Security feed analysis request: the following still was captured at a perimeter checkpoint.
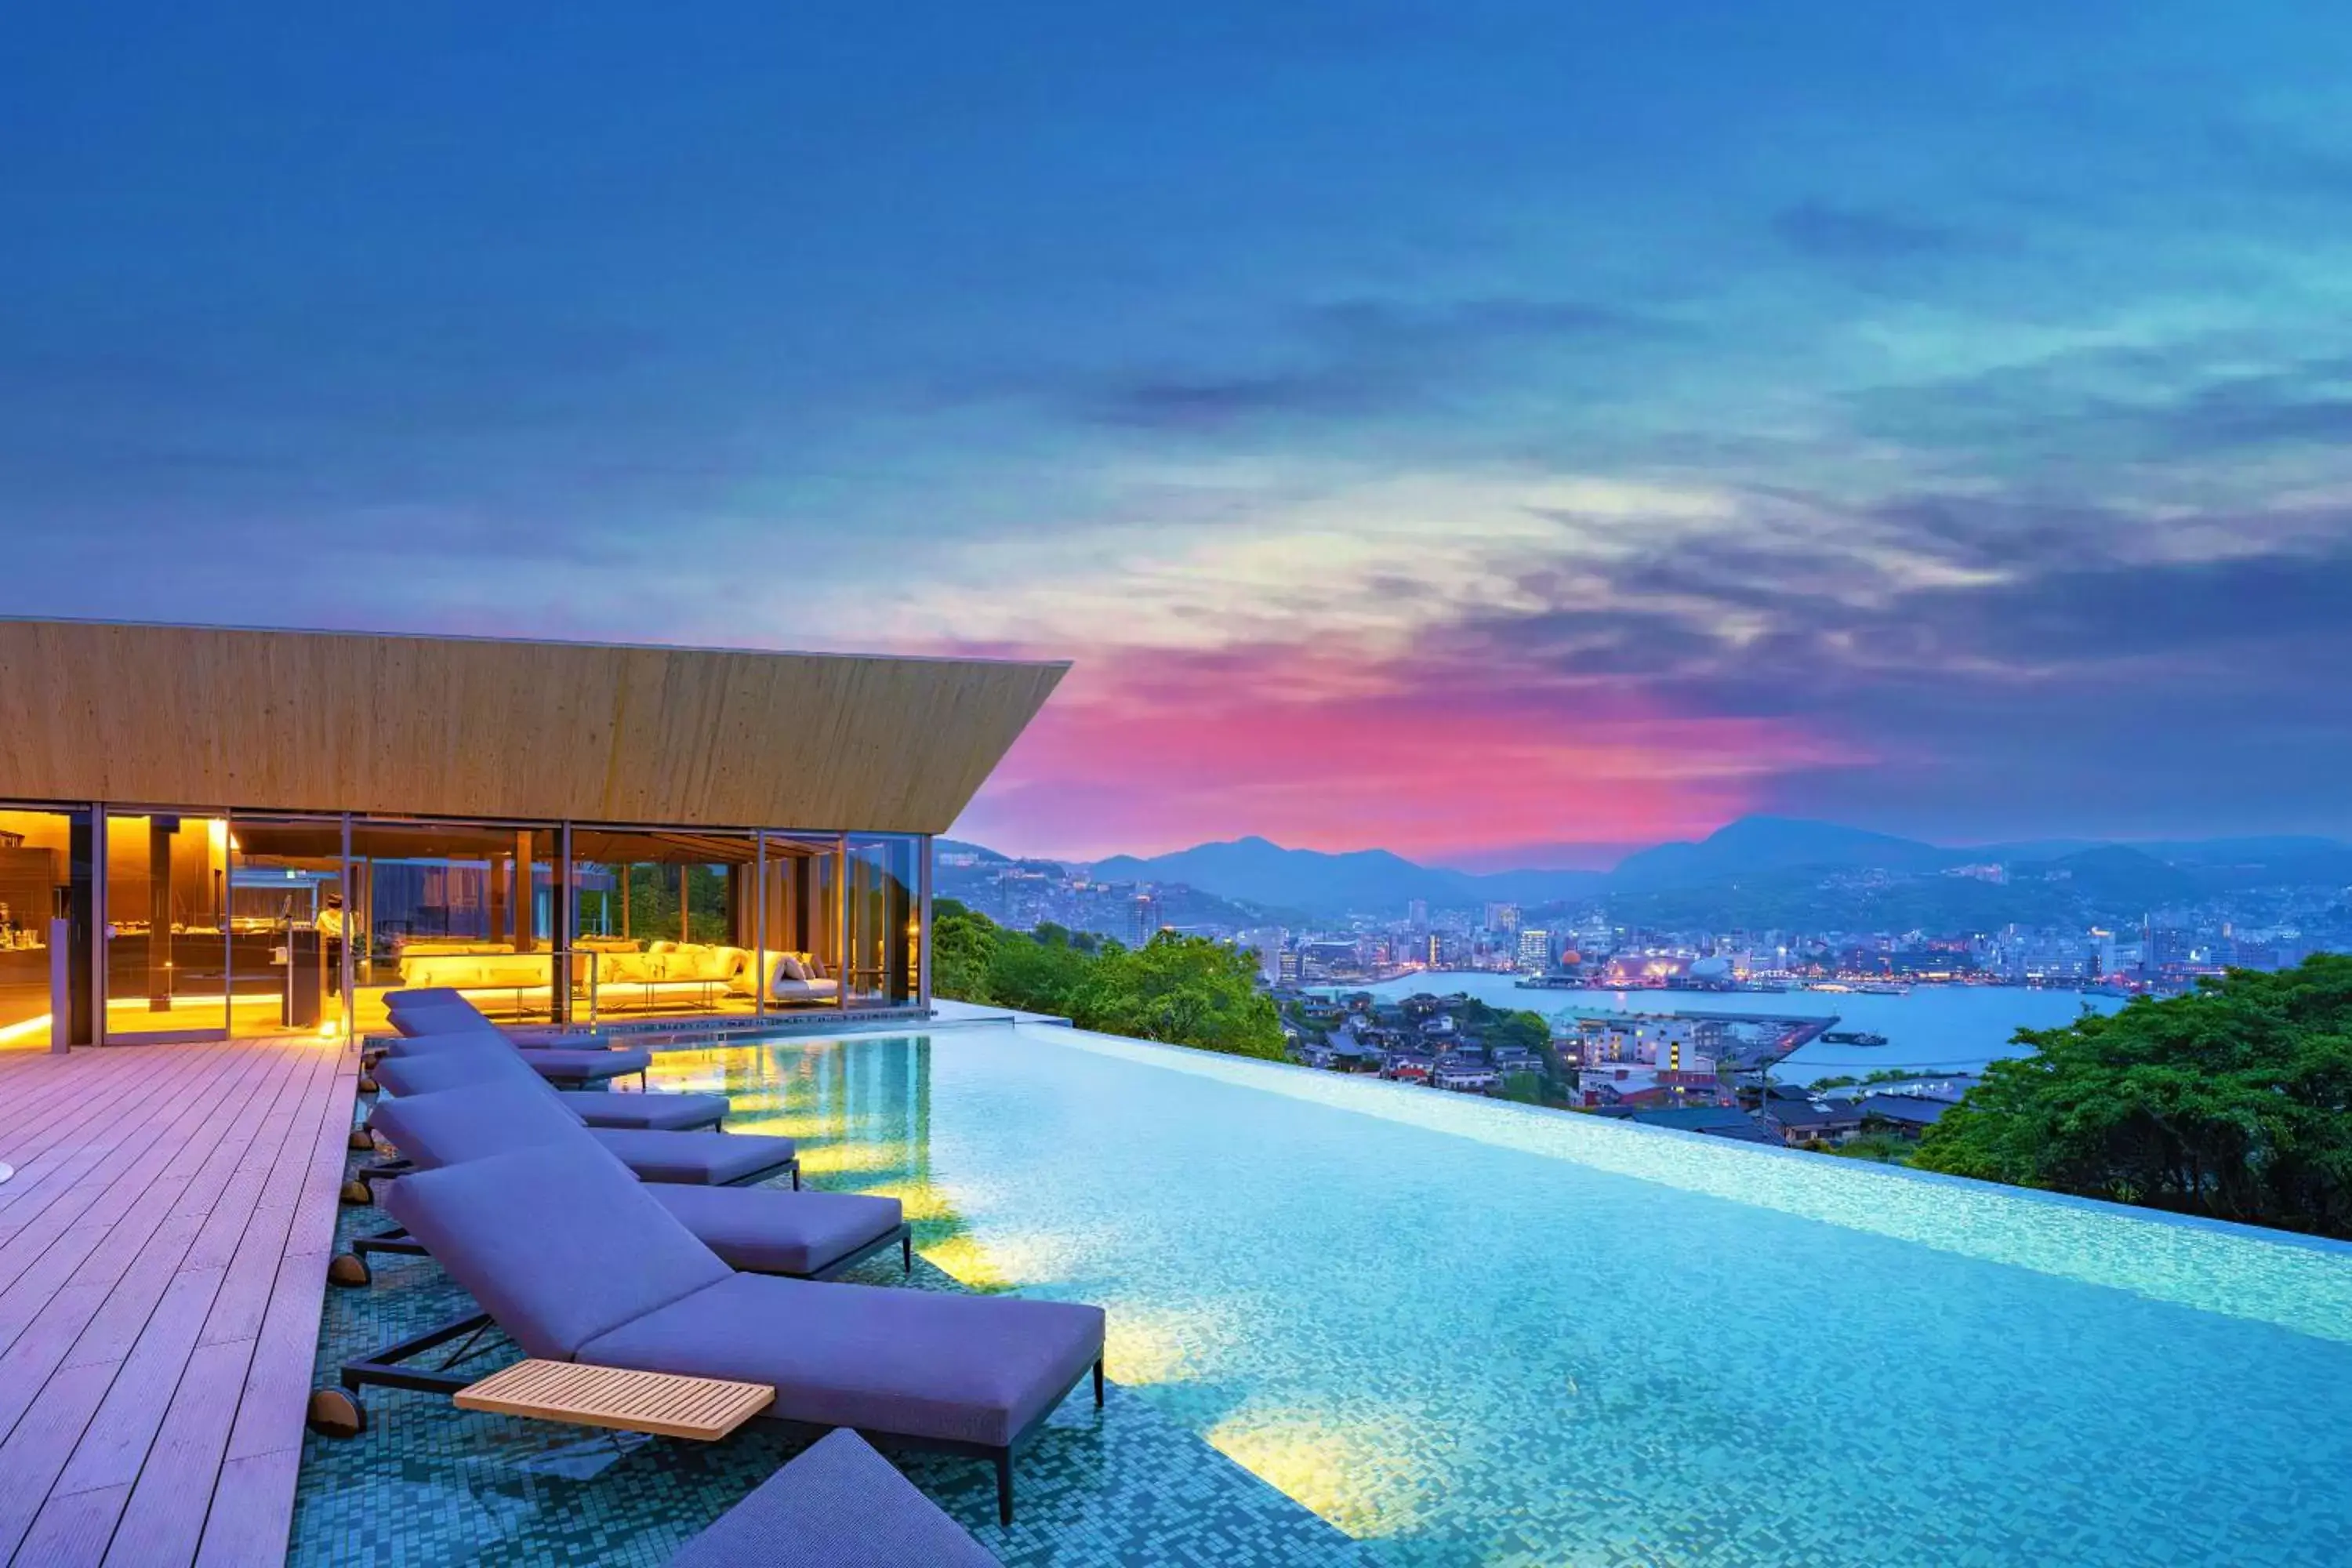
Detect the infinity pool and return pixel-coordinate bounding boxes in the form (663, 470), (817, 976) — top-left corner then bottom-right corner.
(650, 1023), (2352, 1566)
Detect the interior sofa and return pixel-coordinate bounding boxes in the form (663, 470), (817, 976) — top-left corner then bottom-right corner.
(394, 951), (558, 1013)
(397, 939), (849, 1014)
(751, 950), (840, 1007)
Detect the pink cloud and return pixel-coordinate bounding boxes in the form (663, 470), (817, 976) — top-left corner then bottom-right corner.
(949, 641), (1856, 861)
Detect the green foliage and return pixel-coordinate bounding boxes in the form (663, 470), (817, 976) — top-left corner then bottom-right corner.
(1485, 1010), (1552, 1055)
(1500, 1071), (1544, 1105)
(1828, 1133), (1915, 1165)
(930, 903), (1285, 1060)
(1072, 934), (1287, 1059)
(929, 898), (1000, 1005)
(1914, 956), (2352, 1236)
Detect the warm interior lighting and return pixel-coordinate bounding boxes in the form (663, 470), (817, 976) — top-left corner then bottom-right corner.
(0, 1014), (53, 1045)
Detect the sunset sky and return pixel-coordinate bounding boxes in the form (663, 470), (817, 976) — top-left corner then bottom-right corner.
(7, 3), (2352, 865)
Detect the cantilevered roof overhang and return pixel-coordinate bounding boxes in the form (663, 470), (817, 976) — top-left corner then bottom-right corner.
(0, 618), (1066, 832)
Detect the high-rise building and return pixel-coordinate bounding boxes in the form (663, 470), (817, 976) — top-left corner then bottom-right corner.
(1425, 931), (1443, 968)
(1406, 898), (1429, 928)
(1484, 902), (1520, 934)
(1516, 927), (1551, 971)
(1129, 892), (1162, 948)
(1238, 926), (1287, 985)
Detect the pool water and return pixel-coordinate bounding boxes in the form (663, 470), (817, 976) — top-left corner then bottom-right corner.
(649, 1024), (2352, 1566)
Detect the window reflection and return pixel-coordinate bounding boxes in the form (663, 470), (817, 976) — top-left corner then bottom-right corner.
(567, 829), (758, 1022)
(347, 821), (557, 1033)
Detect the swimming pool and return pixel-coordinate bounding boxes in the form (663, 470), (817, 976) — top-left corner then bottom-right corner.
(649, 1022), (2352, 1566)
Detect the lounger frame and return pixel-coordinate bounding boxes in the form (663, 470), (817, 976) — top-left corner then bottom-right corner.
(344, 1214), (906, 1285)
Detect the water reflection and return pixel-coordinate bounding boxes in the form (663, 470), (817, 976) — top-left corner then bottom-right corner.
(647, 1034), (1011, 1284)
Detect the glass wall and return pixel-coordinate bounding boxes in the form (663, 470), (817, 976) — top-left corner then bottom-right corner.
(227, 816), (348, 1040)
(348, 820), (557, 1033)
(568, 829), (757, 1021)
(0, 806), (93, 1050)
(757, 833), (844, 1011)
(846, 833), (921, 1007)
(0, 806), (927, 1043)
(103, 809), (230, 1041)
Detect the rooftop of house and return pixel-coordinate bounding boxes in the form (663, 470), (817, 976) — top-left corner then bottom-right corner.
(1857, 1094), (1952, 1127)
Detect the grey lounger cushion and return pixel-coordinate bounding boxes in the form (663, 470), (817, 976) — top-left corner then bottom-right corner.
(382, 1143), (1106, 1446)
(387, 1000), (578, 1044)
(373, 1044), (674, 1118)
(666, 1428), (996, 1568)
(372, 1071), (792, 1187)
(372, 1077), (583, 1156)
(372, 1087), (891, 1276)
(593, 1127), (794, 1186)
(375, 1037), (723, 1129)
(386, 1027), (654, 1084)
(586, 1273), (1103, 1450)
(385, 986), (468, 1011)
(553, 1091), (724, 1131)
(650, 1185), (904, 1277)
(384, 1141), (733, 1358)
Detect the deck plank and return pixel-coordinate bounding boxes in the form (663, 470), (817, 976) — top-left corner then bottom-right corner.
(0, 1040), (354, 1568)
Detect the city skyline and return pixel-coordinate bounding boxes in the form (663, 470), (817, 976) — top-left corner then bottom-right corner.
(9, 4), (2352, 861)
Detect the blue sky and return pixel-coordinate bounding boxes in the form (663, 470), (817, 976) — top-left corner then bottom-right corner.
(6, 2), (2350, 861)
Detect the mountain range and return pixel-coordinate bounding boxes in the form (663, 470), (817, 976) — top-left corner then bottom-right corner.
(946, 817), (2352, 922)
(1086, 837), (1604, 914)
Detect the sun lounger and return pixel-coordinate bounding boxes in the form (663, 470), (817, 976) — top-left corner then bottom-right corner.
(367, 1051), (797, 1189)
(381, 991), (608, 1051)
(331, 1140), (1105, 1523)
(667, 1428), (998, 1567)
(379, 1021), (655, 1090)
(356, 1082), (906, 1283)
(376, 1030), (722, 1129)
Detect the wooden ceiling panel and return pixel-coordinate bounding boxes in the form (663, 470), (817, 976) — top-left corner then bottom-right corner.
(0, 619), (1065, 831)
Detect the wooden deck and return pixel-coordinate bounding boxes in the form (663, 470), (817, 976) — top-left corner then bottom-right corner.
(0, 1039), (359, 1567)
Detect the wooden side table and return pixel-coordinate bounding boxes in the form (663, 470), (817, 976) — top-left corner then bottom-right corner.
(456, 1359), (774, 1440)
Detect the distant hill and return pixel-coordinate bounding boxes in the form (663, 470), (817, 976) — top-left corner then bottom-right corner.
(1085, 836), (1602, 916)
(950, 818), (2351, 927)
(1610, 816), (1959, 891)
(2010, 846), (2198, 908)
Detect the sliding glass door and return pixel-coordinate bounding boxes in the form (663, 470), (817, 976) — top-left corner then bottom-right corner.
(101, 808), (230, 1042)
(567, 829), (757, 1022)
(347, 819), (558, 1033)
(227, 815), (350, 1040)
(757, 833), (844, 1012)
(846, 834), (920, 1007)
(0, 805), (93, 1050)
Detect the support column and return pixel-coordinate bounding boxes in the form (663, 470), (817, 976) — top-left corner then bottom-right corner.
(148, 816), (176, 1011)
(69, 811), (96, 1045)
(486, 851), (508, 949)
(514, 831), (536, 954)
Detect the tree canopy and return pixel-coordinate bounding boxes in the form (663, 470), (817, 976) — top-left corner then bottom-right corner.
(1912, 955), (2352, 1236)
(930, 899), (1285, 1060)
